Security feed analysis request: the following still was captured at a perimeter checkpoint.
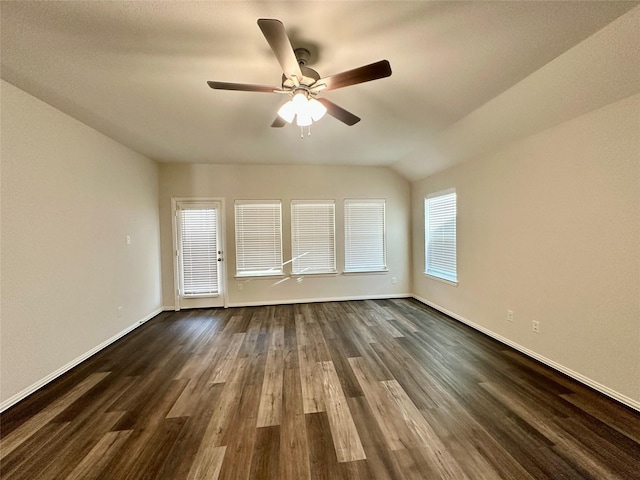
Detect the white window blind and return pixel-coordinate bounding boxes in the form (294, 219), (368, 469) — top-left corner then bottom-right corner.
(179, 207), (218, 296)
(425, 190), (457, 283)
(344, 199), (387, 272)
(235, 200), (283, 277)
(291, 200), (336, 275)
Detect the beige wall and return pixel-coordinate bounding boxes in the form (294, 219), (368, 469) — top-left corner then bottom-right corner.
(159, 164), (411, 307)
(2, 80), (636, 412)
(0, 80), (162, 408)
(412, 94), (640, 406)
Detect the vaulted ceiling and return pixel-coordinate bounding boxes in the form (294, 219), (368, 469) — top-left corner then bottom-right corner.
(2, 1), (638, 180)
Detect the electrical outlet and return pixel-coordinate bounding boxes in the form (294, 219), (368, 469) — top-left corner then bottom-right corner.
(237, 283), (243, 292)
(126, 235), (131, 245)
(117, 306), (123, 317)
(391, 277), (397, 284)
(532, 320), (540, 333)
(507, 310), (514, 322)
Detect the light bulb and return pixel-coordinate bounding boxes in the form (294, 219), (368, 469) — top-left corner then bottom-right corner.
(296, 112), (312, 127)
(308, 98), (327, 121)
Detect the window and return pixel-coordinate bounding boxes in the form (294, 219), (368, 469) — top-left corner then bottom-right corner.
(425, 190), (457, 283)
(291, 200), (336, 274)
(235, 200), (283, 277)
(344, 199), (387, 272)
(178, 205), (219, 296)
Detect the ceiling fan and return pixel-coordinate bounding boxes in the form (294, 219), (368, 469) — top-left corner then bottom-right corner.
(207, 18), (392, 130)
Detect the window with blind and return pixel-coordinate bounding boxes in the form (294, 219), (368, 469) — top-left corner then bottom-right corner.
(178, 207), (219, 296)
(291, 200), (336, 275)
(424, 189), (457, 283)
(235, 200), (283, 277)
(344, 199), (387, 272)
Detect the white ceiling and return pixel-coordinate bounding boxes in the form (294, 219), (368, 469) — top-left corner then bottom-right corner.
(2, 1), (638, 180)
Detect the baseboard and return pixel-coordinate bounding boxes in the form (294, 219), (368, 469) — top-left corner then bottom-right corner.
(0, 307), (163, 413)
(412, 295), (640, 413)
(228, 293), (412, 308)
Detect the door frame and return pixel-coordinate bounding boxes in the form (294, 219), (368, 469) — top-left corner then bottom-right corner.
(171, 197), (227, 310)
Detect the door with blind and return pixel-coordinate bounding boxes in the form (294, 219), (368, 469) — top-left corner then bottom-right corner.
(174, 200), (226, 309)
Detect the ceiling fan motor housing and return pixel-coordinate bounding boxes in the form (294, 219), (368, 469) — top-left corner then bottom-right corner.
(281, 65), (320, 89)
(294, 48), (311, 66)
(282, 48), (320, 87)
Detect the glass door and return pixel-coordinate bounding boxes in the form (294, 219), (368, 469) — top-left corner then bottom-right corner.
(175, 200), (225, 309)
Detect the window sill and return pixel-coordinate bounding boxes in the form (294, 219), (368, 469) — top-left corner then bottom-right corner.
(292, 271), (339, 278)
(423, 273), (458, 286)
(343, 269), (389, 275)
(235, 273), (286, 280)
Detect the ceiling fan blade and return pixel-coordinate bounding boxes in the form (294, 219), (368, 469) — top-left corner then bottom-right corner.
(312, 60), (392, 92)
(207, 81), (278, 93)
(316, 98), (360, 126)
(257, 19), (303, 81)
(271, 117), (286, 128)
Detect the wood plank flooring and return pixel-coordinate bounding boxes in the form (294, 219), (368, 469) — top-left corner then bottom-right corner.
(1, 299), (639, 479)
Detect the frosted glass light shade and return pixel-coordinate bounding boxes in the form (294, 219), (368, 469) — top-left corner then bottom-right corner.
(279, 92), (326, 127)
(296, 112), (312, 127)
(308, 98), (327, 121)
(277, 100), (296, 123)
(292, 92), (308, 114)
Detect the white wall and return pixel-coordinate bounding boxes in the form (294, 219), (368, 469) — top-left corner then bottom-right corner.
(0, 80), (162, 408)
(412, 94), (640, 407)
(159, 164), (411, 307)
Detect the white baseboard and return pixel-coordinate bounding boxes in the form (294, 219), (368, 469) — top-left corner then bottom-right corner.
(228, 293), (411, 308)
(0, 308), (163, 413)
(412, 295), (640, 413)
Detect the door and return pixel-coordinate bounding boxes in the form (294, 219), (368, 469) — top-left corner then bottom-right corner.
(174, 200), (226, 309)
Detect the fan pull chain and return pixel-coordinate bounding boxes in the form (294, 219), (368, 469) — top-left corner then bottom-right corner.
(299, 125), (312, 139)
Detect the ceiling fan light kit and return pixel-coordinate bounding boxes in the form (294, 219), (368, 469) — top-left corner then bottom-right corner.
(207, 18), (392, 137)
(277, 92), (328, 126)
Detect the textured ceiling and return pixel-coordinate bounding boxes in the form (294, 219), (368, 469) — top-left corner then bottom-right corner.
(1, 1), (638, 180)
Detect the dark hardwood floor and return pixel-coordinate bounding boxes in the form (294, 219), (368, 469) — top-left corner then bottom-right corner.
(1, 299), (639, 479)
